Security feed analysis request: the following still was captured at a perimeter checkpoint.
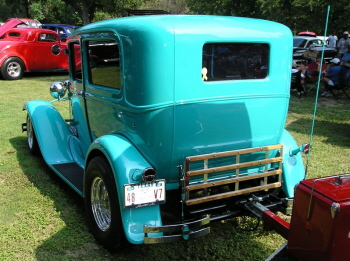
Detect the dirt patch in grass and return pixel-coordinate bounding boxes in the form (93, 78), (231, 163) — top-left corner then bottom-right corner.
(317, 96), (349, 107)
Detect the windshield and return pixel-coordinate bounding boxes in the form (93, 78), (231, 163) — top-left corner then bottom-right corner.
(293, 38), (306, 48)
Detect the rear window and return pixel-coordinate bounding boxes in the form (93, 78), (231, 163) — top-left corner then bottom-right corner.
(38, 33), (57, 42)
(202, 43), (269, 81)
(8, 32), (20, 37)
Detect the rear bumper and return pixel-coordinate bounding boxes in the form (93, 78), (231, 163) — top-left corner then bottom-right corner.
(144, 215), (210, 244)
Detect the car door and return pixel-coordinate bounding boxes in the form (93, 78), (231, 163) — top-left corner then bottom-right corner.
(82, 35), (123, 140)
(30, 32), (65, 69)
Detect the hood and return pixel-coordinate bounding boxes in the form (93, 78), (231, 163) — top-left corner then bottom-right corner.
(0, 19), (25, 38)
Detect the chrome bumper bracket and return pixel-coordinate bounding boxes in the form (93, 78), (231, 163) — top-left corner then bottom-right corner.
(144, 215), (210, 244)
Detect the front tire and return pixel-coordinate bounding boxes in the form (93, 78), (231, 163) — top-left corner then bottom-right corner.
(1, 57), (25, 80)
(26, 114), (40, 156)
(85, 156), (126, 251)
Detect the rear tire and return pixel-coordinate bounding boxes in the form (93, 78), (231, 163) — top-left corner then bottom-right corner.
(1, 57), (25, 80)
(85, 156), (126, 251)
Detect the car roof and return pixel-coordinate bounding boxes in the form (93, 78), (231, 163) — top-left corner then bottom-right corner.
(298, 31), (317, 37)
(73, 15), (291, 39)
(3, 27), (59, 36)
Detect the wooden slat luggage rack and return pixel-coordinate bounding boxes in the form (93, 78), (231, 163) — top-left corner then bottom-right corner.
(184, 144), (283, 206)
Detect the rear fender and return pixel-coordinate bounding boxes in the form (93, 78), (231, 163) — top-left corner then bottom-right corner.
(24, 100), (74, 164)
(280, 129), (305, 197)
(86, 135), (162, 244)
(0, 53), (28, 70)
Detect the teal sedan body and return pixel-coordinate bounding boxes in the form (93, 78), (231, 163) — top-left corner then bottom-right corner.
(23, 15), (306, 250)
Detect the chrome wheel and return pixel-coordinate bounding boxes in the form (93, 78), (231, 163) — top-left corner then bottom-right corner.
(7, 61), (22, 78)
(91, 177), (111, 231)
(1, 57), (25, 80)
(85, 157), (125, 250)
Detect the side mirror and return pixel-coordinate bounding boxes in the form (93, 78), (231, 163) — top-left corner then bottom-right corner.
(51, 45), (68, 56)
(51, 44), (61, 55)
(50, 81), (67, 99)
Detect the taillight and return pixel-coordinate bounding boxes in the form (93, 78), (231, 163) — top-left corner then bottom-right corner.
(302, 143), (310, 154)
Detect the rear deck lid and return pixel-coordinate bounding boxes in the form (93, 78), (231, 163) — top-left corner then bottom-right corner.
(300, 174), (350, 202)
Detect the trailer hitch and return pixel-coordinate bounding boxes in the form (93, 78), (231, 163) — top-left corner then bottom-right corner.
(245, 198), (290, 240)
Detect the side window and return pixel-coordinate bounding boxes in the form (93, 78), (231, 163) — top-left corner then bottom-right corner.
(70, 42), (82, 81)
(58, 27), (65, 34)
(314, 40), (322, 46)
(202, 43), (269, 81)
(38, 33), (57, 42)
(87, 40), (121, 89)
(308, 40), (320, 47)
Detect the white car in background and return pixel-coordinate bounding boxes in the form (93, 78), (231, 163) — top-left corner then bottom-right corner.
(293, 36), (336, 62)
(317, 36), (328, 45)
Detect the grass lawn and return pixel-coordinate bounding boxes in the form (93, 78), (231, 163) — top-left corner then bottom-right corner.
(1, 73), (350, 260)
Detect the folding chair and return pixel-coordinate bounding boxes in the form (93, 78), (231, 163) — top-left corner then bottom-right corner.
(329, 65), (350, 100)
(305, 74), (318, 93)
(304, 59), (326, 93)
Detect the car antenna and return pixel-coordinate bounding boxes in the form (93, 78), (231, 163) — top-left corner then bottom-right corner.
(304, 5), (330, 179)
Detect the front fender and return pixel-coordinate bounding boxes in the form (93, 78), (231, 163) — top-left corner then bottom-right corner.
(280, 129), (305, 197)
(86, 135), (162, 244)
(24, 100), (74, 165)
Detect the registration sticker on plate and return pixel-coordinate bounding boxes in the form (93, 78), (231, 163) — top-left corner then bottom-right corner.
(124, 180), (166, 209)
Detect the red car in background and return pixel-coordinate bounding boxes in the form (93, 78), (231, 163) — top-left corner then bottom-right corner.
(0, 19), (68, 80)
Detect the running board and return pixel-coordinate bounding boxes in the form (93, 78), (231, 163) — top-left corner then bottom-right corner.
(52, 162), (84, 193)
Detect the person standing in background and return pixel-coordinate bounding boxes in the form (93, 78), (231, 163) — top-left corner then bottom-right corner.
(337, 31), (350, 58)
(327, 32), (338, 48)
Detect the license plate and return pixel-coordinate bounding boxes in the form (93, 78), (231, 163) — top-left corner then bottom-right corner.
(124, 180), (165, 209)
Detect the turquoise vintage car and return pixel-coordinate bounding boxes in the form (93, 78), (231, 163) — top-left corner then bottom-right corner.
(22, 15), (307, 250)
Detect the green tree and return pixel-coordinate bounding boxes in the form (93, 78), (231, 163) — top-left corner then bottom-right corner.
(141, 0), (189, 14)
(60, 0), (145, 24)
(0, 0), (27, 20)
(186, 0), (261, 17)
(0, 0), (13, 21)
(29, 0), (81, 24)
(259, 0), (350, 36)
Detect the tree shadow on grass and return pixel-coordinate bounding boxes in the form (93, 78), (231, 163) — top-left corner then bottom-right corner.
(10, 136), (289, 261)
(287, 118), (350, 147)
